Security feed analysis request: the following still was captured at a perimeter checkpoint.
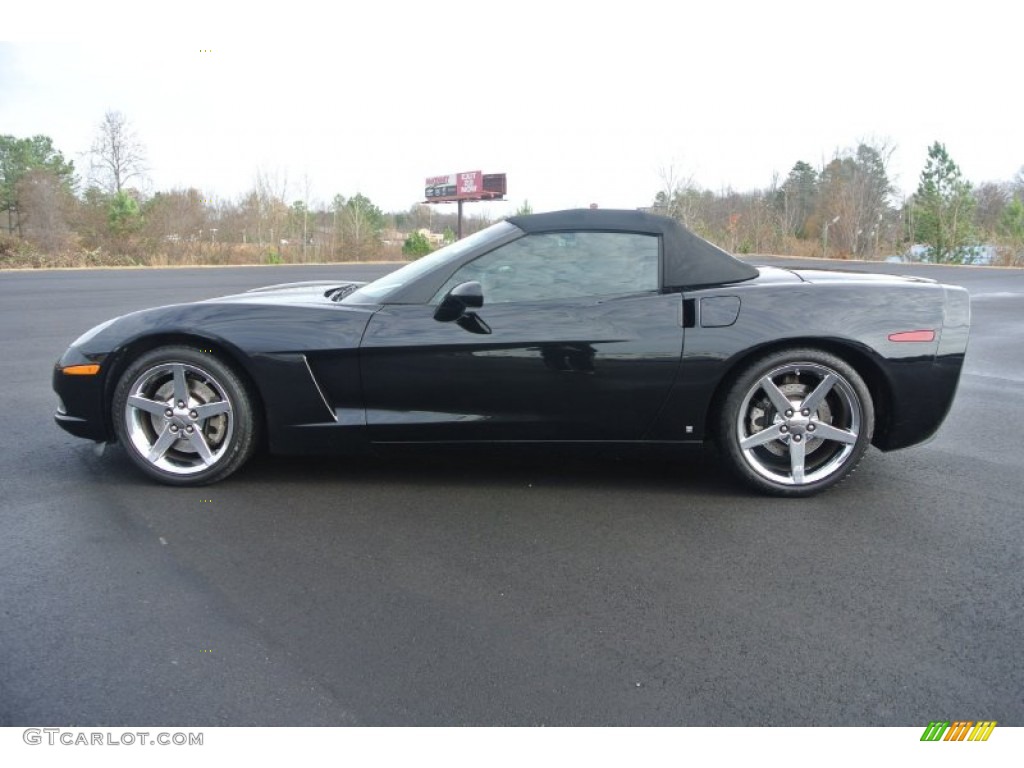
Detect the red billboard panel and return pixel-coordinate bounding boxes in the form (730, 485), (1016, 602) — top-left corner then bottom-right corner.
(457, 171), (482, 196)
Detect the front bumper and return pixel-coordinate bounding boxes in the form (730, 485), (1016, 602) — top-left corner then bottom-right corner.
(52, 349), (112, 442)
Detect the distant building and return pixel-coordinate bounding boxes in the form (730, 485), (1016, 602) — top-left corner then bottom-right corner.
(417, 228), (446, 246)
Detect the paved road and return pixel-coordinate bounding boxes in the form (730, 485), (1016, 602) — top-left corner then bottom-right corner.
(1, 260), (1021, 725)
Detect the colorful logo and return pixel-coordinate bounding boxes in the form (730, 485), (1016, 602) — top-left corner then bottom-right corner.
(920, 721), (996, 741)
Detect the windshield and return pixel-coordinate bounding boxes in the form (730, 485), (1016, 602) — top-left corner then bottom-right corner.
(344, 221), (519, 303)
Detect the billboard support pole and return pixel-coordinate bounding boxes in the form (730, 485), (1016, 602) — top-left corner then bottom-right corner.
(457, 199), (464, 240)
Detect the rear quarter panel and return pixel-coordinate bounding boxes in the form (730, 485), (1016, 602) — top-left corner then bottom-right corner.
(650, 275), (968, 450)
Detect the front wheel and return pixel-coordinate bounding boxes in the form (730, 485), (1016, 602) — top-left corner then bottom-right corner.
(112, 346), (258, 485)
(718, 349), (874, 497)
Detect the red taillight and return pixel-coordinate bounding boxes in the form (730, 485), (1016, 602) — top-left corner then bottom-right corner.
(888, 330), (935, 343)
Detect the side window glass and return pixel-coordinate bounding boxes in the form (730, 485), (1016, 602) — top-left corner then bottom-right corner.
(435, 232), (659, 304)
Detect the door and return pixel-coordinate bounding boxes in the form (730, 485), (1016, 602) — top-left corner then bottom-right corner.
(359, 231), (684, 443)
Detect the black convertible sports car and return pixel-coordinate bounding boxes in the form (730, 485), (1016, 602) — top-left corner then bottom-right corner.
(53, 209), (970, 496)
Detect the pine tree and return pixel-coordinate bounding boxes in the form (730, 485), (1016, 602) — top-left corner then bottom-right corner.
(911, 142), (976, 263)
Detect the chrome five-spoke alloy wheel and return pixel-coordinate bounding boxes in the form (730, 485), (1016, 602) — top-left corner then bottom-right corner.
(112, 346), (257, 485)
(720, 349), (874, 496)
(124, 362), (234, 475)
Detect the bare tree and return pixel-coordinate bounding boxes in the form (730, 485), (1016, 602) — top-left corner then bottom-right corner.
(1011, 166), (1024, 202)
(90, 110), (147, 194)
(16, 168), (75, 252)
(654, 162), (702, 227)
(142, 188), (208, 252)
(240, 168), (289, 250)
(818, 140), (895, 258)
(299, 173), (312, 261)
(973, 182), (1010, 234)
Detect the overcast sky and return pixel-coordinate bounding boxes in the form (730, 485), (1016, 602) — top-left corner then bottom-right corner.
(3, 1), (1020, 217)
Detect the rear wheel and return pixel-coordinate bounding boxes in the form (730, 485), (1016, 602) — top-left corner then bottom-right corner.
(112, 346), (257, 485)
(718, 349), (873, 496)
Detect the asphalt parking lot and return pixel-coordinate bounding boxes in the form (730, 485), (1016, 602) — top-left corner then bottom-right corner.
(1, 258), (1022, 726)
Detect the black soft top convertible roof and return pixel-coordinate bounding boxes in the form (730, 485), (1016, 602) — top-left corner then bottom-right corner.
(508, 208), (758, 290)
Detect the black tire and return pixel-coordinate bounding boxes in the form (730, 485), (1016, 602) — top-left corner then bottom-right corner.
(718, 348), (874, 497)
(111, 345), (258, 486)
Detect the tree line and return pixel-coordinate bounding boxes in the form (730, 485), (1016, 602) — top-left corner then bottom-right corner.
(2, 114), (1022, 268)
(651, 140), (1024, 265)
(0, 112), (498, 268)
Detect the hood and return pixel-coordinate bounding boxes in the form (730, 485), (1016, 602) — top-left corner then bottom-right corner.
(199, 280), (367, 306)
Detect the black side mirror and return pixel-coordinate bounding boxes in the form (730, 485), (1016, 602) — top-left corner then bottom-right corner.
(434, 281), (484, 322)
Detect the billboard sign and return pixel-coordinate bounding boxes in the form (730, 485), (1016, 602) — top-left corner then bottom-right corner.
(425, 170), (484, 201)
(425, 174), (456, 200)
(458, 170), (482, 196)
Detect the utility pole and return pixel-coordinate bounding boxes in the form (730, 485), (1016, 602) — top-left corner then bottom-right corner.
(823, 215), (840, 258)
